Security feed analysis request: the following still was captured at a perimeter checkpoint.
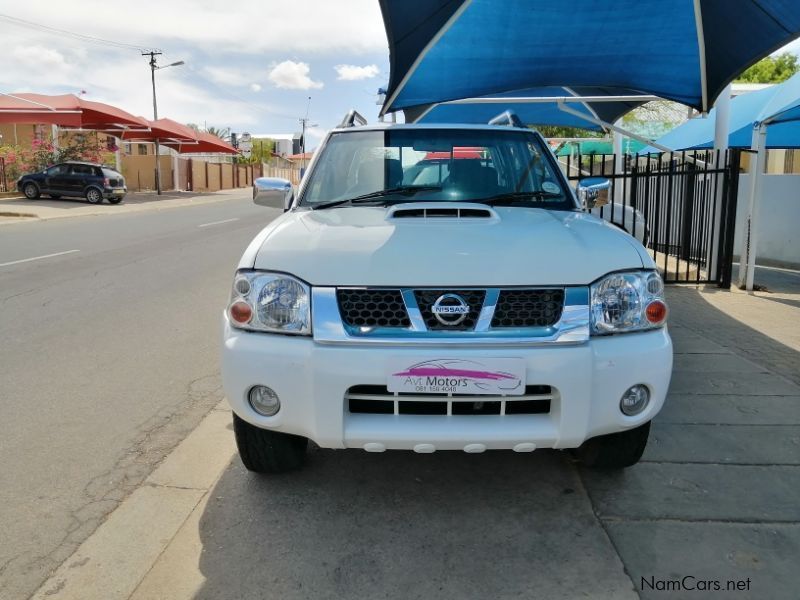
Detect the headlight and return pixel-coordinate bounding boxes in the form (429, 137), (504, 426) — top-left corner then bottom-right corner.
(227, 270), (311, 335)
(590, 270), (667, 335)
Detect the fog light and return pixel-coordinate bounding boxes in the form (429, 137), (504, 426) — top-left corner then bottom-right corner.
(620, 385), (650, 416)
(248, 385), (281, 416)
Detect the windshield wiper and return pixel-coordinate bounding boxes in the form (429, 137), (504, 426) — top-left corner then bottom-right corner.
(477, 190), (564, 205)
(310, 185), (442, 210)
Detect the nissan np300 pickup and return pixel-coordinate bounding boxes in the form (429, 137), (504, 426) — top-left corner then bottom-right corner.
(221, 112), (672, 473)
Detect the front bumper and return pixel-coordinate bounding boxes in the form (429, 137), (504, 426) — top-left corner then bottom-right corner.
(221, 316), (673, 451)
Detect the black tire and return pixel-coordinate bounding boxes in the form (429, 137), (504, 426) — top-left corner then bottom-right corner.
(108, 197), (123, 204)
(233, 413), (308, 473)
(573, 421), (650, 469)
(23, 182), (40, 199)
(49, 194), (61, 199)
(85, 187), (103, 204)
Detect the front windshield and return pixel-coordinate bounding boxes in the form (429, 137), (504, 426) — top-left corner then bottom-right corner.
(299, 128), (575, 210)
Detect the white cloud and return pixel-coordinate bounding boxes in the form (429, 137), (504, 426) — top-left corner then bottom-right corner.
(11, 45), (68, 69)
(267, 61), (323, 90)
(305, 126), (328, 141)
(250, 83), (262, 92)
(202, 66), (252, 87)
(335, 64), (380, 81)
(0, 0), (386, 55)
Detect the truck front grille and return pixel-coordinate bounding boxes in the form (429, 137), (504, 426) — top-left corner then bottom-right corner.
(346, 385), (553, 415)
(337, 289), (411, 328)
(334, 287), (567, 333)
(491, 289), (565, 328)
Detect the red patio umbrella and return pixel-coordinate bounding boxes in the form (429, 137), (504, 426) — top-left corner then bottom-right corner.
(104, 117), (237, 154)
(114, 118), (197, 143)
(162, 129), (238, 154)
(0, 93), (149, 130)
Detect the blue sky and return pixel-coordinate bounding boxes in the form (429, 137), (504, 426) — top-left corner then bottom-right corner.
(0, 0), (390, 146)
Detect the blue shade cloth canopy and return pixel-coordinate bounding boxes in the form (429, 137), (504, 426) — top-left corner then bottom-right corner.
(755, 71), (800, 124)
(413, 86), (647, 130)
(380, 0), (800, 115)
(642, 73), (800, 152)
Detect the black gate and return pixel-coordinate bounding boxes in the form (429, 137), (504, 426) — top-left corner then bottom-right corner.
(563, 150), (740, 287)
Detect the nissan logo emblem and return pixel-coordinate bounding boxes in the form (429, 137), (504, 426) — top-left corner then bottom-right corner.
(431, 293), (470, 326)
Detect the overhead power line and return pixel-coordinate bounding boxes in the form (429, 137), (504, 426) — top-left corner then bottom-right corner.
(0, 13), (159, 52)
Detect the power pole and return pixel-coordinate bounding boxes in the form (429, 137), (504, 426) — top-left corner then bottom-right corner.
(143, 50), (163, 195)
(298, 96), (312, 174)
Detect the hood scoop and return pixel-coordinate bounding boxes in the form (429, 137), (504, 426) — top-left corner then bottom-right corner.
(386, 202), (499, 222)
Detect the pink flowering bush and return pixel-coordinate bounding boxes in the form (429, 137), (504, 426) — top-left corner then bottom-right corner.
(1, 133), (116, 189)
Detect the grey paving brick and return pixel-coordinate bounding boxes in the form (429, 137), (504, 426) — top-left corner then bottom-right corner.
(603, 521), (800, 600)
(669, 371), (799, 396)
(582, 463), (800, 522)
(658, 394), (800, 425)
(644, 423), (800, 465)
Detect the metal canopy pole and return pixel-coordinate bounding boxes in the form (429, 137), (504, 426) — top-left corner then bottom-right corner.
(612, 119), (624, 205)
(738, 123), (768, 291)
(708, 83), (731, 280)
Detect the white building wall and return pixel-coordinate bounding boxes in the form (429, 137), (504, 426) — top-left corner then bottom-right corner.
(734, 174), (800, 267)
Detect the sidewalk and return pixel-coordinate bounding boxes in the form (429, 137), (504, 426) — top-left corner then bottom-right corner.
(0, 189), (251, 224)
(30, 281), (800, 600)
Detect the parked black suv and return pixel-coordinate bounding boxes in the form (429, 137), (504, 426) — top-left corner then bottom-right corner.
(17, 162), (127, 204)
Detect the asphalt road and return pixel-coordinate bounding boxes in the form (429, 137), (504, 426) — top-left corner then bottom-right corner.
(0, 192), (282, 599)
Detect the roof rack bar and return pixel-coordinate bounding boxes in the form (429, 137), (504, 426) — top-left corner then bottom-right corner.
(339, 109), (367, 128)
(488, 110), (525, 128)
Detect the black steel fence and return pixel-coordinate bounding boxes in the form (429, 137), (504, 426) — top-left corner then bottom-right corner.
(563, 150), (741, 287)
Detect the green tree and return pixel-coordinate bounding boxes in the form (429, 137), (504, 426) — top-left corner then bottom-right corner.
(535, 125), (603, 138)
(205, 126), (231, 141)
(240, 138), (274, 164)
(737, 52), (799, 84)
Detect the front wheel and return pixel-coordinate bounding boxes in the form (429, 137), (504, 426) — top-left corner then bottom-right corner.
(232, 413), (308, 473)
(85, 187), (103, 204)
(23, 183), (40, 199)
(573, 421), (650, 469)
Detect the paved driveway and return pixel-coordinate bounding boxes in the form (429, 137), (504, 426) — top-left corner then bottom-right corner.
(29, 284), (800, 600)
(144, 286), (800, 600)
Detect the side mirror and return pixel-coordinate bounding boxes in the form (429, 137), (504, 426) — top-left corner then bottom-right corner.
(253, 177), (293, 211)
(576, 177), (611, 210)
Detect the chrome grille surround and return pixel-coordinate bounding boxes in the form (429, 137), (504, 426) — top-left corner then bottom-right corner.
(316, 286), (590, 346)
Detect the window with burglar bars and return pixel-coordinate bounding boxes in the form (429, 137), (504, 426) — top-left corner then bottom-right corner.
(563, 150), (741, 287)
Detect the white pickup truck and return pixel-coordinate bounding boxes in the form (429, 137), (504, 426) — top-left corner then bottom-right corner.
(221, 112), (672, 473)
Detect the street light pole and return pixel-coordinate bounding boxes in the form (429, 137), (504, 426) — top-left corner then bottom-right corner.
(144, 51), (163, 194)
(298, 96), (317, 176)
(143, 52), (184, 195)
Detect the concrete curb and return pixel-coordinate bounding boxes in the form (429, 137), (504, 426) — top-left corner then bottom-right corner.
(0, 191), (248, 225)
(0, 211), (37, 218)
(30, 403), (235, 600)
